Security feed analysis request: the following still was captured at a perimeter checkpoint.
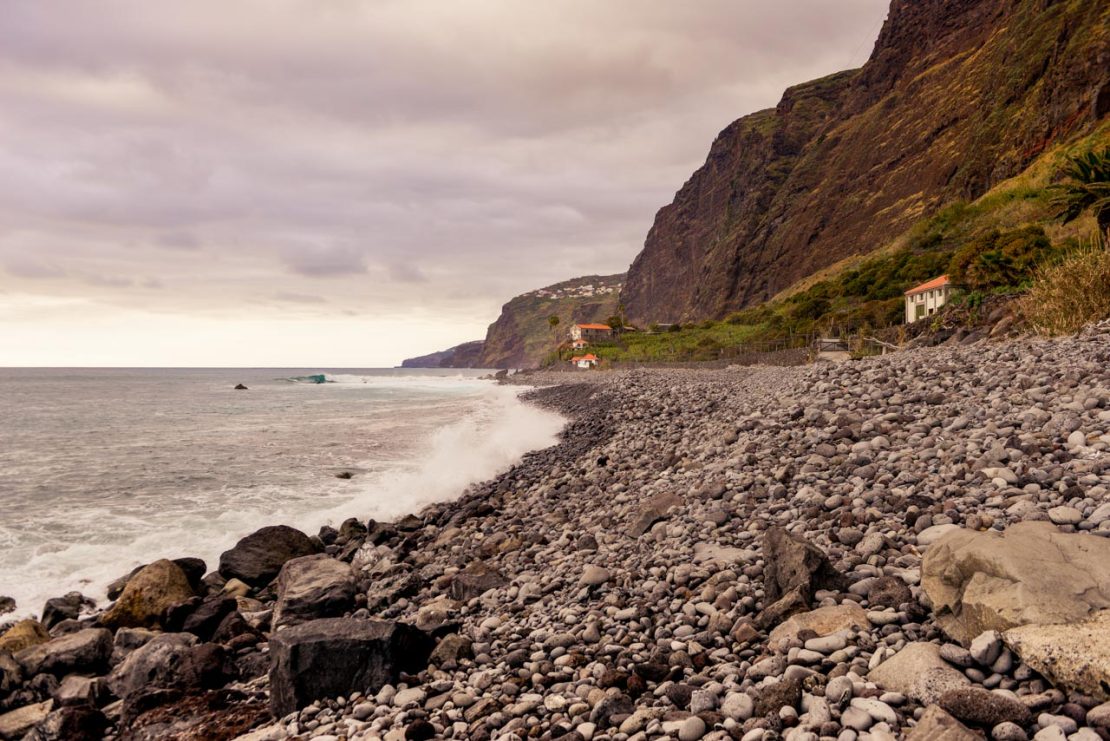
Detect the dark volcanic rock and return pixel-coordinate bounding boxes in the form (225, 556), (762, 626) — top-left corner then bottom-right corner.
(762, 526), (846, 606)
(448, 561), (509, 602)
(939, 687), (1033, 728)
(23, 706), (108, 741)
(40, 593), (92, 630)
(15, 628), (112, 678)
(268, 618), (434, 717)
(218, 525), (321, 587)
(272, 554), (355, 628)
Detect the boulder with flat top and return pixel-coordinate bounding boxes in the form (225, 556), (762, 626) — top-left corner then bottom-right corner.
(273, 554), (355, 628)
(269, 618), (434, 717)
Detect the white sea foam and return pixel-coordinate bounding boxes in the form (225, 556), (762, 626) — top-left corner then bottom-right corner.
(0, 374), (563, 619)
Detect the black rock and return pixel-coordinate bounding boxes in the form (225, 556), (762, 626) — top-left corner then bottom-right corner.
(24, 706), (108, 741)
(0, 597), (14, 616)
(181, 598), (238, 641)
(218, 525), (321, 587)
(234, 384), (248, 390)
(405, 719), (437, 740)
(40, 593), (92, 630)
(268, 618), (433, 717)
(334, 471), (354, 479)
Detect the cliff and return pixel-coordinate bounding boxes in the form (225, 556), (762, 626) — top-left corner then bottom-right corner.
(621, 0), (1110, 324)
(400, 274), (624, 369)
(400, 341), (485, 369)
(478, 274), (624, 369)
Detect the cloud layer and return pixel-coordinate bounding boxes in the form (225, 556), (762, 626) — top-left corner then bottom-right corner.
(0, 0), (889, 365)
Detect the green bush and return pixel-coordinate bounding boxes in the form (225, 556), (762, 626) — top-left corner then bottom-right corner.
(948, 226), (1054, 290)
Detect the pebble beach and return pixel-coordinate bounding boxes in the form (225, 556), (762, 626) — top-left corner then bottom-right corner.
(4, 324), (1110, 740)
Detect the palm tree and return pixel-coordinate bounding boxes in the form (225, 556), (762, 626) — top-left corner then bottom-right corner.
(1050, 147), (1110, 235)
(547, 315), (561, 348)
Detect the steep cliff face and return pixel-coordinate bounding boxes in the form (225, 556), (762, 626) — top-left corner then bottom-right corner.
(479, 274), (624, 369)
(622, 0), (1110, 324)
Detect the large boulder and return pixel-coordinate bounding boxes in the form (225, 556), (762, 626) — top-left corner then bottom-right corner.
(101, 559), (196, 630)
(0, 619), (49, 654)
(268, 618), (433, 717)
(758, 527), (846, 628)
(448, 562), (508, 602)
(1003, 609), (1110, 700)
(15, 629), (112, 677)
(219, 525), (321, 587)
(273, 555), (355, 628)
(21, 706), (107, 741)
(922, 521), (1110, 644)
(868, 642), (971, 704)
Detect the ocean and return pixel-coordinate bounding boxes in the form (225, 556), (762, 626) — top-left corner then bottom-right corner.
(0, 368), (565, 619)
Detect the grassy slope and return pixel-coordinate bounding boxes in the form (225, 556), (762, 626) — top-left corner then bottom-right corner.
(586, 122), (1110, 364)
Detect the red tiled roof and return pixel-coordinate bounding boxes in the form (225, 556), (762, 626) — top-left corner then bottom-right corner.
(581, 354), (598, 361)
(576, 323), (611, 331)
(905, 275), (950, 295)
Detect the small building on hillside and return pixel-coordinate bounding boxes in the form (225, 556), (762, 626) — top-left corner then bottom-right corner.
(571, 339), (589, 351)
(571, 354), (598, 369)
(905, 275), (951, 324)
(570, 323), (613, 342)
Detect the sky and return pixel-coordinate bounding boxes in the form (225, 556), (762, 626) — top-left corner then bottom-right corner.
(0, 0), (891, 367)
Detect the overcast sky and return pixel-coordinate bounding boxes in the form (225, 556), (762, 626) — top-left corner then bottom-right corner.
(0, 0), (890, 366)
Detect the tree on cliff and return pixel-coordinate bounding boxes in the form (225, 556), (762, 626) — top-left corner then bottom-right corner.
(1051, 147), (1110, 235)
(547, 315), (560, 346)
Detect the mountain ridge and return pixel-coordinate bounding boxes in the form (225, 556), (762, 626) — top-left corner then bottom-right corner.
(620, 0), (1110, 324)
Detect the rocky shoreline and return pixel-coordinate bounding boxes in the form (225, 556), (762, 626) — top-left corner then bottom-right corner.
(4, 325), (1110, 740)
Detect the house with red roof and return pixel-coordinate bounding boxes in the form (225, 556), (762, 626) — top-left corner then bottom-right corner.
(905, 275), (951, 324)
(570, 323), (613, 343)
(570, 353), (599, 369)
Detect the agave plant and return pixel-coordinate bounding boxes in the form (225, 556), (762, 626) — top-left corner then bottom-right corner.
(1050, 147), (1110, 234)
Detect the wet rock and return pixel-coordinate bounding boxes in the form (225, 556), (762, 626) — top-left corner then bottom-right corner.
(0, 598), (13, 617)
(15, 628), (112, 678)
(218, 525), (321, 587)
(1003, 609), (1110, 700)
(922, 522), (1110, 644)
(101, 559), (196, 630)
(268, 617), (433, 716)
(180, 597), (238, 641)
(272, 554), (355, 628)
(40, 593), (92, 630)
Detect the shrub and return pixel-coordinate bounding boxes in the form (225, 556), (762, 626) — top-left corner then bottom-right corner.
(948, 226), (1054, 290)
(1020, 236), (1110, 335)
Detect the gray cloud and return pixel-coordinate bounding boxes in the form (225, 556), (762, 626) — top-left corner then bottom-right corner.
(0, 0), (891, 363)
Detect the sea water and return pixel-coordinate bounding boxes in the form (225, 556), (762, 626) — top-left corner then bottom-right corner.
(0, 368), (564, 618)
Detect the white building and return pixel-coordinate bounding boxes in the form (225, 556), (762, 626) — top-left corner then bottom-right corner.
(905, 275), (951, 324)
(571, 353), (598, 369)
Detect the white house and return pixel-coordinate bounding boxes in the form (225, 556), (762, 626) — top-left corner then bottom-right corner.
(571, 353), (598, 369)
(905, 275), (951, 324)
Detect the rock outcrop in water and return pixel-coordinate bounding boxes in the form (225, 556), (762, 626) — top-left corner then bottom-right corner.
(620, 0), (1110, 324)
